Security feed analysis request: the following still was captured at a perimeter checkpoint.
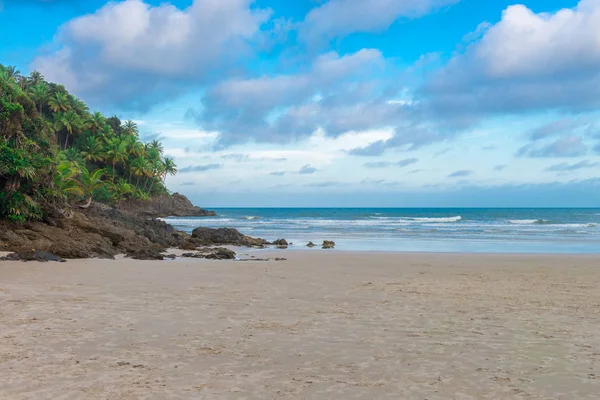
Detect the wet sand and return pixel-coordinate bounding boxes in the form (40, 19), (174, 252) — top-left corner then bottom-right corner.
(1, 252), (600, 399)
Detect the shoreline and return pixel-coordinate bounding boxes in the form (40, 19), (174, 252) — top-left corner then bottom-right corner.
(2, 251), (600, 398)
(5, 247), (600, 261)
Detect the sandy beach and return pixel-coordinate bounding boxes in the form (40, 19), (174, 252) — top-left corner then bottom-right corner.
(1, 251), (600, 399)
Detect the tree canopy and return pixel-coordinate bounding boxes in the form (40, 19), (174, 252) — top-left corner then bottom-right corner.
(0, 64), (177, 222)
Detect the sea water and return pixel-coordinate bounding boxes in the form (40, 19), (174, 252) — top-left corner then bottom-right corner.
(162, 208), (600, 254)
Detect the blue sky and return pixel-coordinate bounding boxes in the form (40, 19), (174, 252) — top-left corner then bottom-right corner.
(2, 0), (600, 207)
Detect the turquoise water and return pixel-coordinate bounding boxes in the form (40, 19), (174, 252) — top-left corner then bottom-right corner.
(163, 208), (600, 254)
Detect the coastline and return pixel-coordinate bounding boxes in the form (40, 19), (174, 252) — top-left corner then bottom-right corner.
(164, 207), (600, 254)
(2, 251), (600, 399)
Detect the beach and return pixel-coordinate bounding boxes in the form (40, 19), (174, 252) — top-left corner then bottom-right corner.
(1, 251), (600, 399)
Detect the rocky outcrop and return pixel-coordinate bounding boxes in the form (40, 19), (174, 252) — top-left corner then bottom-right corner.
(306, 242), (316, 248)
(322, 240), (336, 249)
(0, 203), (186, 259)
(0, 250), (66, 262)
(191, 227), (269, 247)
(182, 247), (236, 260)
(272, 238), (288, 249)
(126, 247), (167, 260)
(118, 192), (216, 218)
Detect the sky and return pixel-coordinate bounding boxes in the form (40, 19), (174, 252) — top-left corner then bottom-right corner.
(2, 0), (600, 207)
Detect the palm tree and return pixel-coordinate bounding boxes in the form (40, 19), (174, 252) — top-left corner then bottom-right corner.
(122, 120), (139, 136)
(6, 65), (20, 80)
(162, 157), (177, 183)
(0, 68), (11, 83)
(62, 147), (84, 165)
(147, 160), (165, 194)
(88, 112), (105, 134)
(29, 83), (49, 116)
(104, 137), (127, 181)
(50, 161), (84, 202)
(123, 136), (145, 181)
(145, 147), (161, 165)
(80, 136), (104, 163)
(71, 96), (89, 115)
(100, 125), (115, 140)
(73, 166), (106, 208)
(107, 179), (133, 206)
(131, 187), (149, 202)
(17, 76), (28, 90)
(149, 139), (164, 155)
(48, 92), (70, 113)
(29, 71), (44, 86)
(130, 157), (151, 189)
(128, 138), (145, 158)
(55, 110), (82, 149)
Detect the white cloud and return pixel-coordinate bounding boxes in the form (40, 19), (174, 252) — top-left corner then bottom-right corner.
(474, 1), (600, 79)
(199, 49), (394, 145)
(32, 0), (271, 108)
(424, 0), (600, 114)
(300, 0), (458, 43)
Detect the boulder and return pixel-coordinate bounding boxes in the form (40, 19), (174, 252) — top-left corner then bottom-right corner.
(126, 247), (165, 260)
(272, 239), (288, 246)
(182, 247), (236, 260)
(191, 227), (269, 247)
(204, 248), (236, 260)
(322, 240), (336, 249)
(306, 242), (316, 248)
(1, 250), (66, 262)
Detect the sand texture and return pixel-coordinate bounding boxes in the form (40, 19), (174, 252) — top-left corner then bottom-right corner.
(1, 252), (600, 399)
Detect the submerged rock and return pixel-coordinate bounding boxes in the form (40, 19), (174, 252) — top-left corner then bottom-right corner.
(0, 250), (66, 262)
(272, 239), (288, 246)
(322, 240), (336, 249)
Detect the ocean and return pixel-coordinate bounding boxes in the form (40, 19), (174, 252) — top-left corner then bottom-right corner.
(162, 208), (600, 254)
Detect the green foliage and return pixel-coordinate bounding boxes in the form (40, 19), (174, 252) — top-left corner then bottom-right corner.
(0, 62), (178, 221)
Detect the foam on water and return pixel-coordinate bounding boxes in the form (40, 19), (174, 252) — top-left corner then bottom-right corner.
(162, 208), (600, 254)
(509, 219), (544, 225)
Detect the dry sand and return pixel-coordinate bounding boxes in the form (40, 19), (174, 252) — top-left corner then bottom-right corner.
(1, 251), (600, 399)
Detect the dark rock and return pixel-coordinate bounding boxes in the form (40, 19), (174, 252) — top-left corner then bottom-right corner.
(272, 239), (288, 246)
(238, 257), (287, 262)
(180, 240), (198, 251)
(276, 245), (288, 249)
(191, 227), (269, 247)
(0, 203), (188, 259)
(322, 240), (336, 249)
(306, 242), (316, 248)
(204, 248), (236, 260)
(119, 193), (216, 218)
(126, 247), (165, 260)
(1, 249), (66, 262)
(181, 247), (236, 260)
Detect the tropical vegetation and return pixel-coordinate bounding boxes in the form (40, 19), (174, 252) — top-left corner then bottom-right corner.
(0, 64), (177, 222)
